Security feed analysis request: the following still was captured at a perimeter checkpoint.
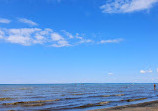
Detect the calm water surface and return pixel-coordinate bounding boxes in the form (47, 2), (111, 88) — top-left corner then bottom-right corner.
(0, 83), (158, 111)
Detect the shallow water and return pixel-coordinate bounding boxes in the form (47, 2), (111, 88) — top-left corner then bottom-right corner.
(0, 83), (158, 111)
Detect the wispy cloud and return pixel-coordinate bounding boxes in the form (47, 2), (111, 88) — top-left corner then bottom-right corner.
(0, 28), (91, 47)
(0, 28), (123, 47)
(51, 32), (71, 47)
(46, 0), (62, 3)
(140, 70), (146, 74)
(18, 18), (38, 26)
(51, 40), (70, 47)
(100, 0), (158, 13)
(99, 38), (123, 44)
(0, 19), (123, 47)
(0, 18), (11, 24)
(51, 32), (64, 41)
(6, 28), (42, 46)
(108, 73), (114, 75)
(140, 69), (153, 74)
(61, 30), (74, 39)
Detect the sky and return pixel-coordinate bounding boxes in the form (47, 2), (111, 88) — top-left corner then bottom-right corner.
(0, 0), (158, 83)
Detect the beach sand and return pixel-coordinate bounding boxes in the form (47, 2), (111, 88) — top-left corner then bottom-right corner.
(90, 100), (158, 111)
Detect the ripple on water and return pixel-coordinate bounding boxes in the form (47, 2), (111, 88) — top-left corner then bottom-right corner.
(74, 101), (110, 109)
(2, 99), (60, 106)
(124, 98), (147, 102)
(0, 98), (13, 101)
(71, 93), (84, 96)
(89, 94), (125, 98)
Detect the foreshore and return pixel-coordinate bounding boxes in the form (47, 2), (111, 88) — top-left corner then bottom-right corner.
(90, 100), (158, 111)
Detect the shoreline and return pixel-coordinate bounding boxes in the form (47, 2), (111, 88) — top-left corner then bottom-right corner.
(90, 100), (158, 111)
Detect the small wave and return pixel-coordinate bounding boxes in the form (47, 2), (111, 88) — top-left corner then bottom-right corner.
(98, 101), (110, 105)
(71, 93), (84, 95)
(88, 95), (110, 98)
(89, 94), (124, 98)
(75, 104), (100, 108)
(121, 86), (130, 88)
(63, 94), (117, 100)
(101, 95), (111, 97)
(64, 97), (81, 100)
(68, 92), (78, 93)
(118, 91), (123, 92)
(114, 94), (125, 96)
(23, 103), (45, 107)
(0, 98), (13, 101)
(2, 90), (9, 92)
(19, 87), (33, 90)
(70, 92), (97, 96)
(3, 99), (60, 106)
(31, 96), (46, 98)
(75, 101), (110, 108)
(125, 98), (147, 102)
(81, 92), (97, 95)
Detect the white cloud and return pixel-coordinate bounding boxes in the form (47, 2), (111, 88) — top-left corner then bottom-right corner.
(76, 33), (83, 40)
(0, 18), (11, 24)
(0, 18), (124, 47)
(51, 33), (64, 41)
(51, 32), (70, 47)
(0, 28), (47, 46)
(140, 69), (153, 74)
(148, 69), (153, 73)
(62, 30), (74, 38)
(76, 36), (83, 40)
(6, 28), (42, 45)
(9, 28), (41, 35)
(140, 70), (146, 74)
(0, 27), (123, 47)
(100, 0), (158, 13)
(79, 39), (93, 44)
(7, 35), (31, 46)
(0, 28), (93, 47)
(18, 18), (38, 26)
(51, 40), (70, 47)
(39, 28), (53, 35)
(100, 38), (123, 44)
(108, 73), (113, 75)
(0, 30), (4, 39)
(33, 35), (46, 44)
(75, 33), (94, 44)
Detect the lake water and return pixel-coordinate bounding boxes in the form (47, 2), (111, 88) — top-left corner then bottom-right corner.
(0, 83), (158, 111)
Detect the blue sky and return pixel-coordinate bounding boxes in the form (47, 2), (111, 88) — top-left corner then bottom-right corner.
(0, 0), (158, 83)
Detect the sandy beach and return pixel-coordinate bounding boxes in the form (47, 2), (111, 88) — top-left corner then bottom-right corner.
(90, 100), (158, 111)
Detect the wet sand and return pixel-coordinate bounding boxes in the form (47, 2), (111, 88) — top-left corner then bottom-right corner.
(90, 100), (158, 111)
